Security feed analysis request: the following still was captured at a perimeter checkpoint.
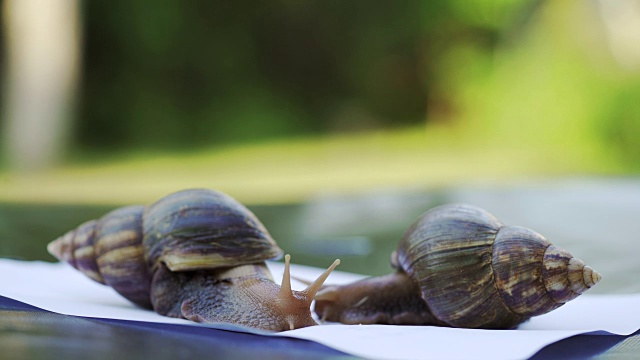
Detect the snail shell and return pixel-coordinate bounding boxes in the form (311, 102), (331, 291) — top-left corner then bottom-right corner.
(48, 189), (340, 331)
(314, 204), (601, 329)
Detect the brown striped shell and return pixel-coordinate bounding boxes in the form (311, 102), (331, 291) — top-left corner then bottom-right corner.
(48, 189), (282, 307)
(48, 205), (151, 307)
(314, 203), (601, 329)
(141, 189), (283, 272)
(48, 188), (340, 331)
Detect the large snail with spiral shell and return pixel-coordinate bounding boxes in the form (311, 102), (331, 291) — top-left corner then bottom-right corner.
(47, 188), (340, 332)
(313, 204), (601, 329)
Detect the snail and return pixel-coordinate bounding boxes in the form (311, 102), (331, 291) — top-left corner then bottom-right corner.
(313, 203), (601, 329)
(47, 188), (340, 332)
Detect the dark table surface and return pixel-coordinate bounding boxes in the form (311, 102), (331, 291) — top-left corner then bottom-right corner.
(0, 296), (356, 360)
(2, 294), (639, 360)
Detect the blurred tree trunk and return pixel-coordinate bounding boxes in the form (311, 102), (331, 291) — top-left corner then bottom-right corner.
(2, 0), (81, 171)
(598, 0), (640, 72)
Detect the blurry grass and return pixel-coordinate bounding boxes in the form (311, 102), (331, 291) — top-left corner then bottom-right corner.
(0, 122), (624, 206)
(0, 1), (634, 206)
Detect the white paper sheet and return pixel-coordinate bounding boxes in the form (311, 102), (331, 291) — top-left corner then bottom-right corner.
(1, 259), (638, 360)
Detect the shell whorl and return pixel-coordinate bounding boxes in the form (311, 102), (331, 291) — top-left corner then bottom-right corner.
(48, 219), (103, 283)
(47, 189), (285, 309)
(142, 188), (283, 272)
(396, 203), (601, 328)
(542, 244), (601, 303)
(48, 205), (152, 307)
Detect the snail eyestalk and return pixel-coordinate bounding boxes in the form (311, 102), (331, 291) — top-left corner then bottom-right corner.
(274, 255), (340, 330)
(301, 259), (341, 299)
(278, 254), (293, 301)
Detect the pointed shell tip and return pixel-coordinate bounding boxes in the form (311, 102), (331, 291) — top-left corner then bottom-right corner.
(591, 268), (602, 285)
(583, 265), (602, 288)
(47, 238), (63, 259)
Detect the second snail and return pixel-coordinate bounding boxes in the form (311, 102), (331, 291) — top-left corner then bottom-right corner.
(313, 203), (601, 329)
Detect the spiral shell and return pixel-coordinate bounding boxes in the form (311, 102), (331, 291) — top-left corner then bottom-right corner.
(48, 188), (342, 331)
(394, 203), (601, 328)
(142, 189), (283, 272)
(48, 189), (284, 308)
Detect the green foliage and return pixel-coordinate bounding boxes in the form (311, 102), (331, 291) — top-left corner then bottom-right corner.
(3, 0), (640, 204)
(76, 1), (440, 152)
(603, 85), (640, 168)
(74, 1), (541, 154)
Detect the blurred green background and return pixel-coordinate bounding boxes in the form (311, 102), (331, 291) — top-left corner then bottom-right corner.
(0, 1), (639, 287)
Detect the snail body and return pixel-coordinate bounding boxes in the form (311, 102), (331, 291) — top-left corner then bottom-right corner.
(314, 204), (601, 329)
(48, 189), (339, 331)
